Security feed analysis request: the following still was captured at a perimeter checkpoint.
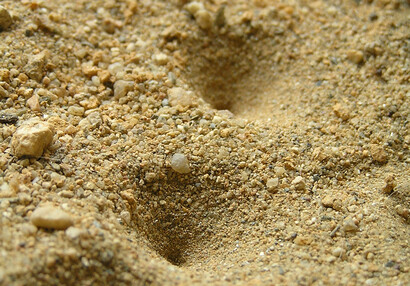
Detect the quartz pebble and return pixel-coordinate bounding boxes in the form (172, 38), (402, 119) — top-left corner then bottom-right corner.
(291, 176), (306, 191)
(11, 119), (54, 158)
(185, 2), (205, 15)
(31, 205), (74, 230)
(0, 5), (13, 31)
(342, 218), (358, 232)
(153, 53), (169, 65)
(266, 178), (279, 192)
(114, 80), (134, 98)
(68, 106), (85, 116)
(168, 87), (195, 108)
(171, 153), (191, 174)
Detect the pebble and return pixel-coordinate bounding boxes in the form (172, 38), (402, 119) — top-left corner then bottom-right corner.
(332, 247), (345, 258)
(0, 85), (8, 98)
(382, 174), (396, 194)
(167, 87), (195, 108)
(266, 178), (279, 192)
(195, 9), (213, 30)
(185, 2), (212, 30)
(0, 5), (13, 31)
(153, 53), (169, 65)
(346, 49), (364, 64)
(342, 218), (358, 232)
(108, 62), (124, 76)
(30, 205), (74, 230)
(185, 2), (205, 15)
(171, 153), (191, 174)
(27, 94), (41, 111)
(294, 235), (312, 246)
(333, 103), (350, 120)
(11, 118), (55, 158)
(369, 144), (388, 163)
(395, 205), (409, 220)
(65, 226), (85, 240)
(322, 192), (343, 211)
(113, 80), (134, 98)
(291, 176), (306, 191)
(24, 50), (49, 82)
(274, 166), (286, 177)
(67, 106), (85, 116)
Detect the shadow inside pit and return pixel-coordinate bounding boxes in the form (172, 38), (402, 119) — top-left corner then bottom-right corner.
(129, 169), (211, 267)
(180, 29), (277, 117)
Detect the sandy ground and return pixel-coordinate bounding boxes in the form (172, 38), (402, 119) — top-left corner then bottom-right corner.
(0, 0), (409, 285)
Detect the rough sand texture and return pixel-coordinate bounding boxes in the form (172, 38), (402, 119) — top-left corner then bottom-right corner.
(0, 0), (409, 285)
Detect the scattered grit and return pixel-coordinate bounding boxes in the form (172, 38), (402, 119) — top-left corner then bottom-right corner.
(0, 0), (409, 285)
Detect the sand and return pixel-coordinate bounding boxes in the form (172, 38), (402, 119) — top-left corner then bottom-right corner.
(0, 0), (409, 285)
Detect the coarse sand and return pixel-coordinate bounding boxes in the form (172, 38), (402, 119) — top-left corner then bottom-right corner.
(0, 0), (409, 285)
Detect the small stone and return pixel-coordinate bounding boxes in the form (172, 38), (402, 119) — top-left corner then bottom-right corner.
(153, 53), (169, 65)
(120, 210), (131, 225)
(65, 227), (85, 240)
(113, 80), (134, 98)
(195, 9), (213, 30)
(342, 218), (358, 232)
(322, 195), (334, 208)
(24, 50), (50, 82)
(0, 68), (10, 81)
(332, 247), (345, 258)
(11, 119), (54, 158)
(185, 2), (205, 15)
(274, 166), (286, 177)
(294, 235), (312, 246)
(67, 106), (85, 116)
(59, 190), (74, 198)
(0, 6), (13, 31)
(168, 87), (195, 108)
(346, 49), (364, 64)
(27, 94), (41, 111)
(369, 144), (388, 163)
(171, 153), (191, 174)
(395, 205), (409, 220)
(266, 178), (279, 192)
(81, 64), (99, 77)
(333, 103), (350, 120)
(30, 205), (74, 230)
(0, 85), (8, 98)
(108, 62), (124, 76)
(214, 5), (226, 27)
(0, 182), (14, 198)
(382, 174), (396, 194)
(291, 176), (305, 191)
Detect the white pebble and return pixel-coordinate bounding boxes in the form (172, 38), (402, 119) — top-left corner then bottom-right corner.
(11, 119), (55, 158)
(108, 62), (124, 75)
(167, 87), (194, 108)
(67, 106), (85, 116)
(153, 53), (169, 65)
(291, 176), (306, 191)
(114, 80), (134, 98)
(31, 205), (74, 230)
(171, 153), (191, 174)
(185, 2), (205, 15)
(266, 178), (279, 192)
